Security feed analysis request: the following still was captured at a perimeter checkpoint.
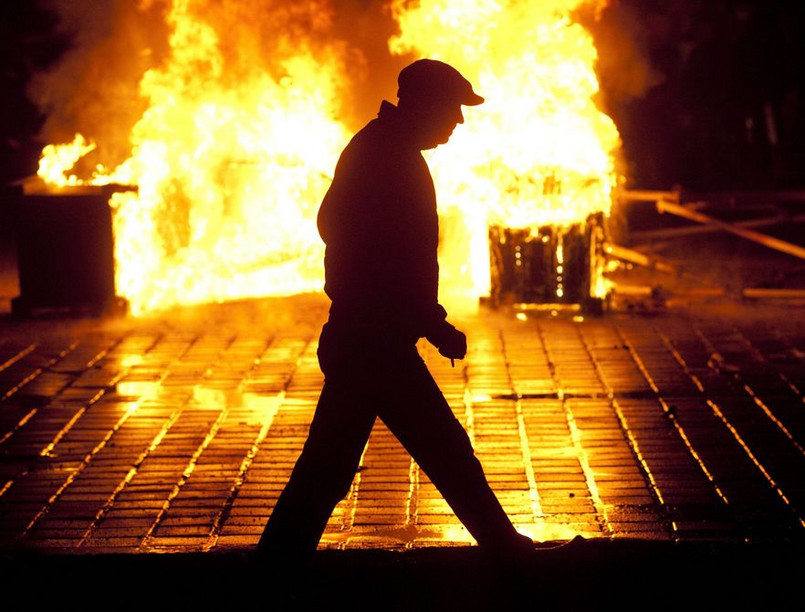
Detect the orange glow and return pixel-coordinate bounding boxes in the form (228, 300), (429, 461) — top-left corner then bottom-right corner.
(37, 0), (619, 314)
(37, 134), (97, 187)
(38, 0), (350, 315)
(391, 0), (620, 304)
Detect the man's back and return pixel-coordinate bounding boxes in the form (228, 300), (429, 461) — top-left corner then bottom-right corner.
(317, 100), (440, 336)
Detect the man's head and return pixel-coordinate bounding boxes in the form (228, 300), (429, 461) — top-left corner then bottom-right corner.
(396, 59), (484, 149)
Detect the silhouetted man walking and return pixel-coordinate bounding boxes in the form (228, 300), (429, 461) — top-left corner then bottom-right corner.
(258, 59), (532, 560)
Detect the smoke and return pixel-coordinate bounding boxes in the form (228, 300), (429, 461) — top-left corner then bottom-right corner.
(28, 0), (170, 169)
(27, 0), (409, 166)
(329, 0), (413, 125)
(579, 1), (667, 106)
(30, 0), (670, 152)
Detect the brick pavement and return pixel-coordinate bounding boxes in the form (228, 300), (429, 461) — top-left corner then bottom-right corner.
(1, 297), (804, 553)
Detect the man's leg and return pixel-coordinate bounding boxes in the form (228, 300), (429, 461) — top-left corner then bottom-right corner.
(257, 379), (376, 557)
(378, 352), (524, 549)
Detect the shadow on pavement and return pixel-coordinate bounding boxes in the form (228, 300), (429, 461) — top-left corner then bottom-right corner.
(2, 540), (803, 611)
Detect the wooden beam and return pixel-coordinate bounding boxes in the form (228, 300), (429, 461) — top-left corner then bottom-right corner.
(604, 243), (676, 273)
(657, 200), (805, 261)
(630, 213), (805, 242)
(618, 189), (680, 203)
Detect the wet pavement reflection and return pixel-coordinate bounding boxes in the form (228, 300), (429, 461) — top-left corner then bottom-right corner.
(1, 298), (804, 553)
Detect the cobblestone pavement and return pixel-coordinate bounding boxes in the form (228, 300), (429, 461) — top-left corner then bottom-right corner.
(1, 297), (804, 554)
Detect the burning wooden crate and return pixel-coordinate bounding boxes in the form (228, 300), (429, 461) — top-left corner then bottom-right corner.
(8, 181), (130, 317)
(488, 212), (606, 310)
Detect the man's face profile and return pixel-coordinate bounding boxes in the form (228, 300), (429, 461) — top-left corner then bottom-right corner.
(414, 100), (466, 149)
(395, 59), (482, 150)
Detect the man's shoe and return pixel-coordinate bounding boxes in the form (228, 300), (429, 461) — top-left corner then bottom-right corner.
(534, 534), (586, 551)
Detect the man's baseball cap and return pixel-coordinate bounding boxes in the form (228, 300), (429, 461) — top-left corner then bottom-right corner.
(397, 59), (484, 106)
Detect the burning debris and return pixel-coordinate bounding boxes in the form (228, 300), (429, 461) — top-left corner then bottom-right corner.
(33, 0), (621, 315)
(489, 212), (607, 309)
(609, 189), (805, 307)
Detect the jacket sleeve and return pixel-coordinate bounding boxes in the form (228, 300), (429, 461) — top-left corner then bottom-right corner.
(423, 303), (456, 348)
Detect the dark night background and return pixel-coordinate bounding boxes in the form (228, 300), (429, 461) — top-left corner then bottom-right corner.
(1, 3), (66, 186)
(2, 0), (805, 191)
(591, 0), (805, 191)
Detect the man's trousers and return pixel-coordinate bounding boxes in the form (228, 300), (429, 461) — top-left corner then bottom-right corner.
(257, 323), (520, 556)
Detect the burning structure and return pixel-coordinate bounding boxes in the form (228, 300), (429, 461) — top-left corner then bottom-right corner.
(30, 0), (620, 316)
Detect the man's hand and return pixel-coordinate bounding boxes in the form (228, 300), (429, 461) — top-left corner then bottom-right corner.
(425, 318), (467, 361)
(436, 326), (467, 361)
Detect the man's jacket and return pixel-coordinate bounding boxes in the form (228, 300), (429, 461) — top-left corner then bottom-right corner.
(317, 100), (448, 340)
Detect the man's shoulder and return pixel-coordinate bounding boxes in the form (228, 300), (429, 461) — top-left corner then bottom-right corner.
(345, 118), (392, 153)
(336, 119), (414, 176)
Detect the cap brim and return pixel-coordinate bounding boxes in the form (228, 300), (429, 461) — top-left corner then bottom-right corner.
(463, 92), (485, 106)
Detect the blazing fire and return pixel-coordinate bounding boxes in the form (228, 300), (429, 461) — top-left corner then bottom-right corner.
(391, 0), (620, 305)
(37, 134), (97, 187)
(36, 0), (619, 315)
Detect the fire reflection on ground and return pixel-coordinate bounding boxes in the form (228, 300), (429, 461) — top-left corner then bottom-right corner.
(1, 296), (805, 554)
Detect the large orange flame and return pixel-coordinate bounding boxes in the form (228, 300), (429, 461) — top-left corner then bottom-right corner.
(39, 0), (350, 315)
(391, 0), (620, 305)
(37, 0), (619, 314)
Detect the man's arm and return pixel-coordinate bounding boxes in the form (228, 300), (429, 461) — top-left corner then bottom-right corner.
(424, 305), (467, 361)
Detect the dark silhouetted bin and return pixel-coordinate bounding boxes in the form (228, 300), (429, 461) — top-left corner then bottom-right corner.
(8, 181), (129, 317)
